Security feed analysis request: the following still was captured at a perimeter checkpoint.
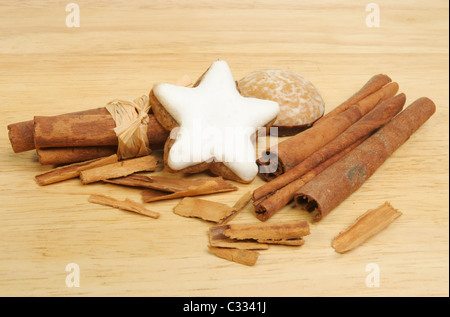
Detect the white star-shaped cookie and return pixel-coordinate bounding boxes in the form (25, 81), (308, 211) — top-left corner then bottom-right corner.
(152, 60), (280, 182)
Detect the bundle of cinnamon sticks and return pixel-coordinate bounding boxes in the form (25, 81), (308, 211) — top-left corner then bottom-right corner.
(254, 74), (436, 222)
(8, 106), (169, 165)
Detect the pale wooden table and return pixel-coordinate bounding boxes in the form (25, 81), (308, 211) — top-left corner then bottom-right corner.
(0, 0), (448, 297)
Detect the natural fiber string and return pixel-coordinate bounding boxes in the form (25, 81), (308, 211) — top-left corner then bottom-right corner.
(105, 95), (151, 160)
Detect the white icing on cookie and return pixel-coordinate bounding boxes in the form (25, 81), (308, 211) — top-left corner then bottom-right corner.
(153, 60), (280, 182)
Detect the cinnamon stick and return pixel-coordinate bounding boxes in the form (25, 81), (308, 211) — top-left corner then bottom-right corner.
(35, 154), (118, 186)
(252, 94), (406, 221)
(332, 202), (402, 253)
(254, 137), (364, 221)
(80, 155), (158, 184)
(314, 74), (392, 125)
(257, 81), (399, 180)
(295, 97), (436, 221)
(36, 146), (118, 166)
(88, 194), (160, 219)
(33, 114), (168, 149)
(7, 107), (108, 153)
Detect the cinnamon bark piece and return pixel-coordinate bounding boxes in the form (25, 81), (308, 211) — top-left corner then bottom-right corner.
(332, 202), (402, 253)
(208, 246), (259, 266)
(33, 114), (168, 149)
(209, 225), (269, 250)
(258, 81), (399, 180)
(314, 74), (392, 125)
(36, 146), (118, 166)
(79, 155), (158, 184)
(220, 191), (253, 224)
(88, 194), (160, 219)
(8, 107), (108, 153)
(35, 154), (118, 186)
(223, 221), (310, 245)
(173, 197), (234, 223)
(104, 174), (237, 202)
(173, 191), (252, 223)
(295, 97), (436, 221)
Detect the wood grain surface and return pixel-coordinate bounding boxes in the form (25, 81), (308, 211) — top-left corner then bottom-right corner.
(0, 0), (448, 297)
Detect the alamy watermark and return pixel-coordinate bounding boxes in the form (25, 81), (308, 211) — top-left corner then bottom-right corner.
(168, 124), (278, 173)
(65, 262), (80, 287)
(366, 3), (380, 28)
(65, 3), (80, 28)
(365, 263), (380, 287)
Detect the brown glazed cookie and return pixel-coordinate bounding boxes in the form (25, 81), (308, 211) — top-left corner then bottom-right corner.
(238, 69), (325, 136)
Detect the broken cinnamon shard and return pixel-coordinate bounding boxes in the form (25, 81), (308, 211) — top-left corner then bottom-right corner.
(222, 221), (310, 246)
(35, 154), (119, 186)
(79, 155), (158, 184)
(332, 202), (402, 254)
(208, 245), (259, 266)
(219, 191), (253, 224)
(88, 194), (160, 219)
(173, 197), (233, 223)
(108, 175), (239, 202)
(209, 225), (269, 250)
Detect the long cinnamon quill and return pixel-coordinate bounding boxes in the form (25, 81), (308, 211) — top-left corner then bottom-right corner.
(254, 138), (364, 221)
(8, 107), (108, 153)
(314, 74), (392, 125)
(253, 94), (406, 202)
(294, 97), (436, 221)
(253, 94), (405, 220)
(257, 79), (399, 180)
(33, 114), (168, 149)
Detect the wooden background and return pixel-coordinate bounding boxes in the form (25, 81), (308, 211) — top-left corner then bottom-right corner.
(0, 0), (448, 297)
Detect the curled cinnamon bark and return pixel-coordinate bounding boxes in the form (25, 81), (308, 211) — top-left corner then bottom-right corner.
(8, 107), (108, 153)
(294, 97), (436, 221)
(253, 93), (406, 221)
(257, 80), (399, 181)
(35, 154), (118, 186)
(80, 155), (158, 184)
(33, 114), (168, 149)
(254, 138), (364, 221)
(36, 146), (118, 166)
(314, 74), (392, 125)
(254, 94), (405, 201)
(104, 174), (238, 202)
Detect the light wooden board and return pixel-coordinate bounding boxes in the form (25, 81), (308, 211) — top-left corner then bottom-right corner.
(0, 0), (448, 296)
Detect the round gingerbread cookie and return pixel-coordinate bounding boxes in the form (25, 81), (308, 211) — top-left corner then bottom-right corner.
(238, 69), (325, 136)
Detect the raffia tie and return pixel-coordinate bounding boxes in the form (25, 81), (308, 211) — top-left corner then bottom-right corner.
(105, 95), (151, 160)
